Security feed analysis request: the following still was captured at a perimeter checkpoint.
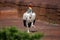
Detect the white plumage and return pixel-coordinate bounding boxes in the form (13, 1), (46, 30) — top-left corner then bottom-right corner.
(23, 12), (36, 22)
(23, 7), (36, 33)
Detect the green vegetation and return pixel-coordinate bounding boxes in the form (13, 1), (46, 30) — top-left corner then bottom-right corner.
(0, 26), (44, 40)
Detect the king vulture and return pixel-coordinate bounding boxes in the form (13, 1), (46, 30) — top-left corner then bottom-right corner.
(23, 6), (36, 33)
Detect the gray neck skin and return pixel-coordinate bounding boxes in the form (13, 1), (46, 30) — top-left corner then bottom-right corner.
(26, 9), (33, 13)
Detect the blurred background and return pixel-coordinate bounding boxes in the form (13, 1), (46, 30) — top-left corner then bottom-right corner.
(0, 0), (60, 24)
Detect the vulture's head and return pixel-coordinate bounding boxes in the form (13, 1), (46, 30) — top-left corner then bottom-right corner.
(27, 6), (33, 13)
(26, 3), (33, 13)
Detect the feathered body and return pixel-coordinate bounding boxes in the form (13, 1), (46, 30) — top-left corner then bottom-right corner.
(23, 8), (36, 27)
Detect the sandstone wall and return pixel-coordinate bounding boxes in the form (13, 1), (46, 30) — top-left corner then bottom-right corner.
(0, 1), (60, 24)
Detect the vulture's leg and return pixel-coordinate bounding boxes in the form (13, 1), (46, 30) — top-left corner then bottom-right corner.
(23, 20), (29, 32)
(26, 22), (30, 33)
(31, 20), (35, 27)
(31, 20), (37, 31)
